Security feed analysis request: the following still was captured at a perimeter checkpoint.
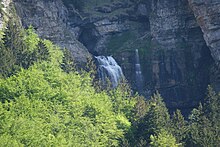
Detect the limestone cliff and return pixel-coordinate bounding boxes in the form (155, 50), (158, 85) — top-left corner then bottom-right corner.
(149, 0), (214, 112)
(11, 0), (220, 113)
(13, 0), (90, 65)
(188, 0), (220, 91)
(0, 0), (12, 30)
(188, 0), (220, 64)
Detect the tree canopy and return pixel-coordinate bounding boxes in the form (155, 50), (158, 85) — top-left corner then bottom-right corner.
(0, 9), (219, 147)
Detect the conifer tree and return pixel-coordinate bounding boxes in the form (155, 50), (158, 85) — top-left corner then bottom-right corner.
(171, 109), (188, 144)
(0, 45), (15, 77)
(3, 15), (27, 66)
(188, 86), (220, 147)
(61, 48), (75, 73)
(134, 92), (171, 145)
(133, 95), (148, 122)
(150, 129), (180, 147)
(204, 86), (220, 123)
(188, 104), (216, 147)
(33, 40), (50, 62)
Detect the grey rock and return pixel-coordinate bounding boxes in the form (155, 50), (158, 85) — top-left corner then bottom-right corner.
(14, 0), (90, 65)
(188, 0), (220, 65)
(95, 19), (128, 36)
(95, 6), (112, 13)
(12, 0), (220, 114)
(0, 13), (3, 30)
(0, 0), (12, 30)
(149, 0), (214, 110)
(137, 4), (148, 16)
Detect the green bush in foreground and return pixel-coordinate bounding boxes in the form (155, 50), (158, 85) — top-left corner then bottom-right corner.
(0, 22), (136, 146)
(0, 56), (136, 146)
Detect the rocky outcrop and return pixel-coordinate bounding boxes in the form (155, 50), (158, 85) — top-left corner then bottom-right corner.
(0, 6), (4, 30)
(62, 1), (152, 92)
(188, 0), (220, 64)
(188, 0), (220, 91)
(12, 0), (220, 114)
(66, 0), (214, 112)
(13, 0), (90, 65)
(0, 0), (12, 30)
(149, 0), (214, 111)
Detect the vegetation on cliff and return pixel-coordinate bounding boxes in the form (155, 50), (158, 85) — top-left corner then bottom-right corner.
(0, 17), (137, 146)
(0, 7), (219, 147)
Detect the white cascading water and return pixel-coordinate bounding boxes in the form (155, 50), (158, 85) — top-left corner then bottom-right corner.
(135, 49), (144, 93)
(95, 56), (124, 88)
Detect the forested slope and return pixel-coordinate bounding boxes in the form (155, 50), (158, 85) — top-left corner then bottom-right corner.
(0, 3), (219, 147)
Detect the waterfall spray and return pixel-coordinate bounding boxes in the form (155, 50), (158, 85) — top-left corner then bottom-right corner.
(95, 56), (124, 88)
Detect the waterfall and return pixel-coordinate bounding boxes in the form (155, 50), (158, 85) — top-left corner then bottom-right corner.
(135, 49), (144, 93)
(95, 56), (124, 88)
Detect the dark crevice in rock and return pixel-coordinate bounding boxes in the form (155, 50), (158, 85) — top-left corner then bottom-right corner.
(78, 25), (99, 56)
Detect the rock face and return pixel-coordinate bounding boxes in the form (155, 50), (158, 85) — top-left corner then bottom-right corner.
(188, 0), (220, 91)
(0, 5), (4, 30)
(0, 0), (12, 30)
(149, 0), (214, 112)
(13, 0), (90, 65)
(12, 0), (220, 113)
(188, 0), (220, 64)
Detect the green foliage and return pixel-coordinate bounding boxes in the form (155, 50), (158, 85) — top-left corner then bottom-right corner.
(61, 48), (75, 73)
(188, 104), (216, 147)
(0, 40), (16, 77)
(129, 92), (171, 146)
(0, 18), (52, 77)
(132, 95), (148, 121)
(0, 60), (136, 146)
(142, 92), (170, 135)
(24, 26), (40, 53)
(43, 39), (63, 66)
(0, 0), (3, 13)
(204, 86), (220, 122)
(188, 86), (220, 147)
(3, 11), (26, 55)
(33, 40), (50, 61)
(1, 4), (220, 146)
(0, 23), (136, 146)
(0, 29), (4, 40)
(150, 129), (180, 147)
(1, 18), (30, 71)
(171, 109), (188, 144)
(107, 81), (136, 119)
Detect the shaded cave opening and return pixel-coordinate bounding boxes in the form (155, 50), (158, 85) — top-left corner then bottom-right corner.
(166, 44), (214, 116)
(78, 25), (99, 56)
